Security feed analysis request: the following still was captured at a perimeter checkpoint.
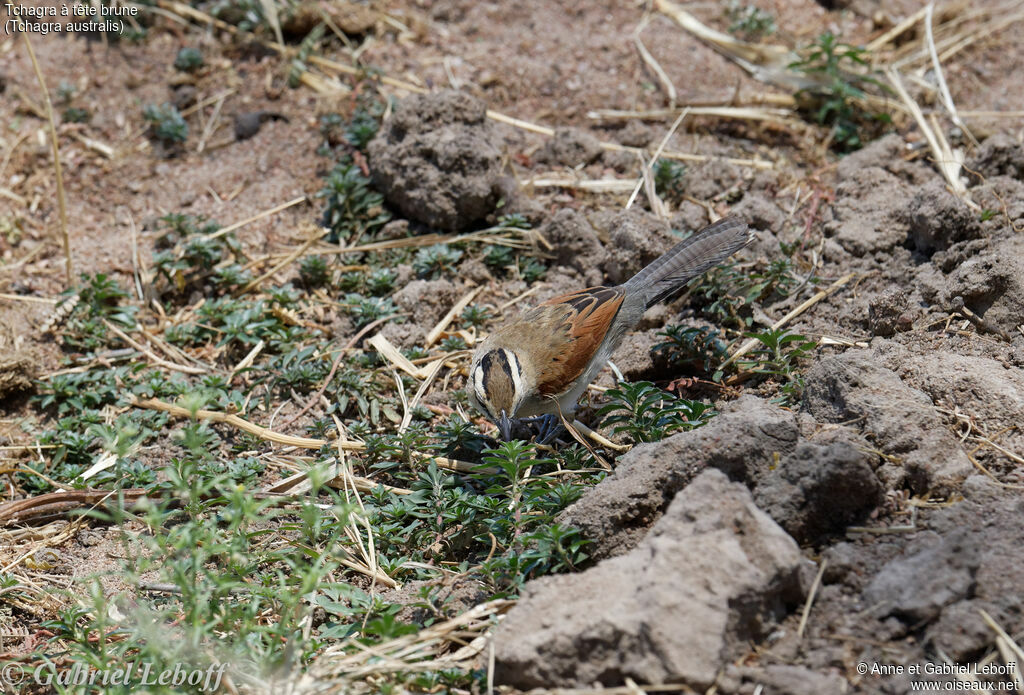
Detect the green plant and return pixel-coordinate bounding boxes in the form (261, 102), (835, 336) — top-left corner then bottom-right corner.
(366, 268), (397, 295)
(413, 244), (463, 278)
(653, 325), (729, 376)
(343, 292), (397, 328)
(653, 158), (687, 202)
(142, 102), (188, 145)
(598, 381), (715, 443)
(519, 257), (547, 282)
(736, 329), (818, 404)
(62, 106), (90, 123)
(299, 255), (331, 288)
(483, 244), (514, 271)
(789, 32), (891, 151)
(173, 46), (204, 72)
(151, 214), (246, 298)
(726, 1), (776, 40)
(460, 303), (492, 328)
(318, 161), (391, 243)
(439, 335), (467, 351)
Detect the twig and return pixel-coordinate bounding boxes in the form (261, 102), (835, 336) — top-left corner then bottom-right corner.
(798, 559), (828, 639)
(924, 3), (975, 145)
(886, 69), (970, 200)
(102, 320), (207, 375)
(205, 195), (307, 240)
(22, 34), (71, 284)
(234, 227), (327, 296)
(626, 108), (689, 210)
(634, 16), (676, 108)
(426, 286), (482, 347)
(131, 396), (338, 449)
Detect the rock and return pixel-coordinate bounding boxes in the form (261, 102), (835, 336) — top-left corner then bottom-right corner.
(681, 158), (740, 200)
(863, 529), (981, 622)
(731, 193), (785, 234)
(617, 119), (653, 148)
(367, 90), (503, 231)
(941, 236), (1024, 335)
(871, 342), (1024, 432)
(493, 469), (803, 690)
(753, 441), (882, 545)
(836, 133), (933, 185)
(906, 179), (982, 254)
(721, 664), (849, 695)
(921, 489), (1024, 660)
(824, 168), (910, 256)
(594, 209), (677, 285)
(558, 395), (799, 560)
(802, 349), (972, 493)
(388, 278), (461, 344)
(967, 133), (1024, 181)
(535, 127), (603, 167)
(539, 209), (607, 285)
(868, 288), (909, 337)
(927, 599), (1001, 662)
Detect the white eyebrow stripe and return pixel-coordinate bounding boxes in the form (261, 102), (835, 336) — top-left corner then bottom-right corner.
(501, 348), (523, 402)
(473, 365), (488, 408)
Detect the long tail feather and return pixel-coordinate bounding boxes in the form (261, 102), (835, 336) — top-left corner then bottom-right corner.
(624, 216), (752, 309)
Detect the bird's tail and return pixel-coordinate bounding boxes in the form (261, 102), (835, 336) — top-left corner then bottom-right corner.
(624, 216), (752, 309)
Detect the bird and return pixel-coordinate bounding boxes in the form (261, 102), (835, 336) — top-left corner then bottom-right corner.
(467, 216), (752, 441)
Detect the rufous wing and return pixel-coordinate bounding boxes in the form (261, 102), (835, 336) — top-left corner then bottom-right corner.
(529, 286), (624, 397)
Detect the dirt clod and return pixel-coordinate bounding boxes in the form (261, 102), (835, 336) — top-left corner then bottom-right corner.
(539, 209), (607, 285)
(368, 90), (503, 231)
(967, 132), (1024, 181)
(868, 287), (909, 337)
(753, 440), (882, 545)
(802, 349), (972, 493)
(558, 396), (800, 560)
(906, 179), (982, 254)
(824, 167), (909, 256)
(535, 127), (603, 167)
(593, 209), (676, 285)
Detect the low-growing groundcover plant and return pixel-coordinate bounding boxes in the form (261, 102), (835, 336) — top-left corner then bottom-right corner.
(1, 81), (824, 692)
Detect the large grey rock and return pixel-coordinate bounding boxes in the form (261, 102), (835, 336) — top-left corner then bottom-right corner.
(753, 441), (882, 545)
(558, 395), (799, 560)
(864, 529), (981, 622)
(802, 349), (972, 493)
(493, 469), (803, 690)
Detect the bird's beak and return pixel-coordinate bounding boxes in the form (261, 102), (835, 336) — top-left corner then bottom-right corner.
(498, 410), (513, 441)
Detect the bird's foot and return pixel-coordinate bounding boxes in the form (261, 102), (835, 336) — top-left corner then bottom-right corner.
(518, 414), (564, 445)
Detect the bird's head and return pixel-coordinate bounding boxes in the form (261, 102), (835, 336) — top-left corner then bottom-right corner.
(467, 347), (526, 440)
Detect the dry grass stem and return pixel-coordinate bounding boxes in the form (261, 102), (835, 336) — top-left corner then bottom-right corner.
(426, 286), (483, 347)
(22, 34), (71, 284)
(798, 558), (828, 638)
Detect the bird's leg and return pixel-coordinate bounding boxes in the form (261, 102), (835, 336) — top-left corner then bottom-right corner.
(532, 414), (564, 445)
